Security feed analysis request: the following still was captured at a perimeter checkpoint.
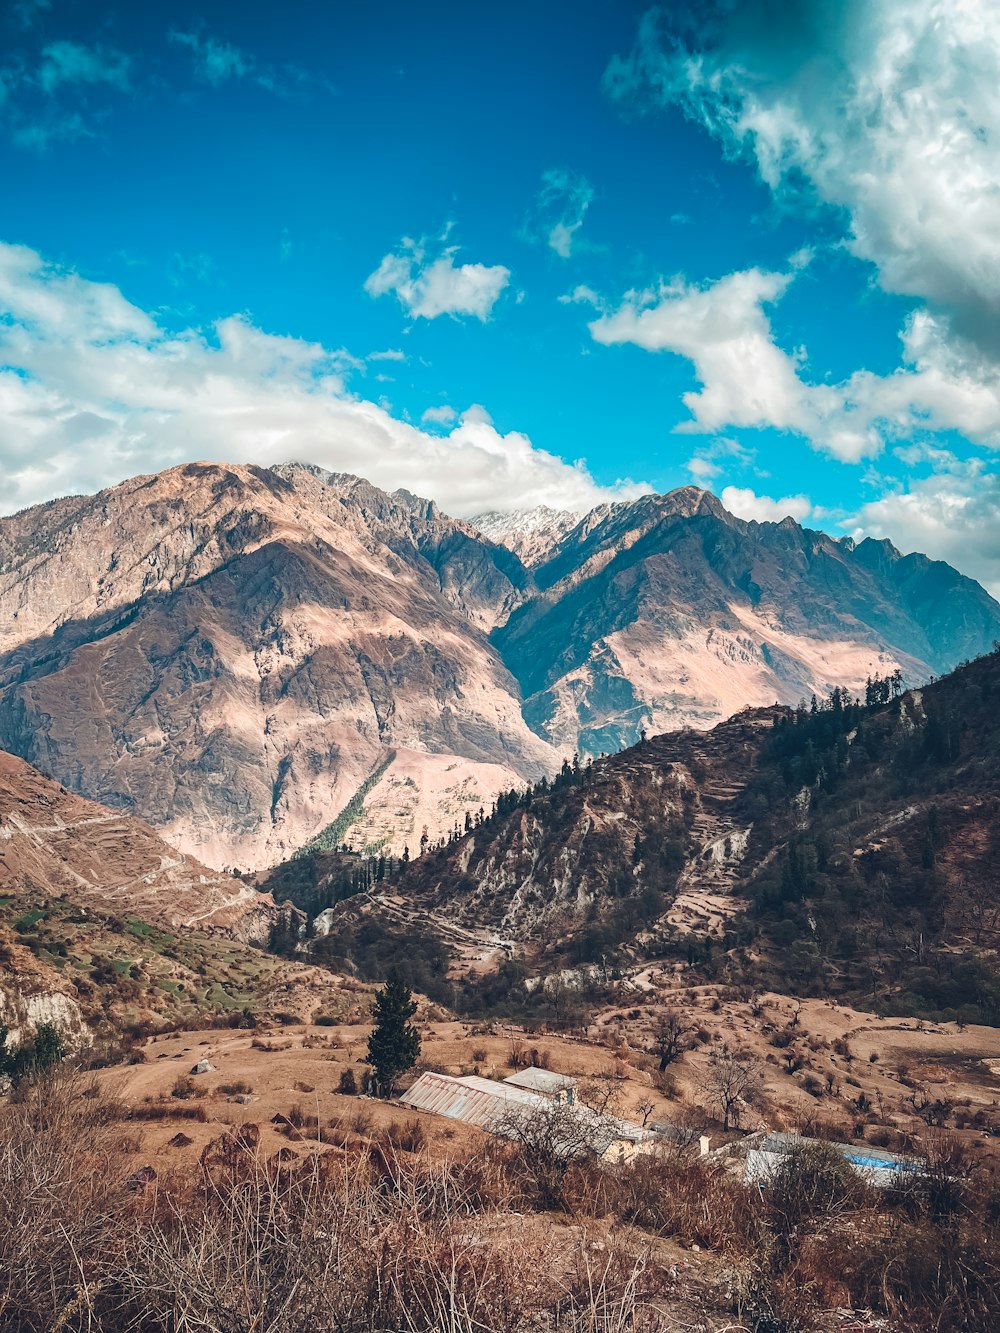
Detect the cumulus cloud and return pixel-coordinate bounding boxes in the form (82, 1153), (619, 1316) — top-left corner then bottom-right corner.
(365, 234), (510, 321)
(721, 485), (812, 524)
(852, 469), (1000, 601)
(590, 264), (884, 461)
(0, 241), (646, 518)
(590, 262), (1000, 462)
(599, 0), (1000, 517)
(526, 168), (595, 259)
(606, 2), (1000, 346)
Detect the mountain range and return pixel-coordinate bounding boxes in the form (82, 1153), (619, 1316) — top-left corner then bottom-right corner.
(0, 460), (996, 871)
(282, 645), (1000, 1026)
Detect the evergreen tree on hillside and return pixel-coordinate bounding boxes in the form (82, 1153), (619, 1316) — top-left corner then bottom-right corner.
(366, 971), (420, 1097)
(0, 1021), (65, 1087)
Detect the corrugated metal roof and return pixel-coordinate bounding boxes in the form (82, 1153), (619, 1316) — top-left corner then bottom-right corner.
(504, 1067), (577, 1095)
(399, 1071), (653, 1156)
(743, 1133), (924, 1189)
(761, 1132), (921, 1170)
(399, 1072), (544, 1128)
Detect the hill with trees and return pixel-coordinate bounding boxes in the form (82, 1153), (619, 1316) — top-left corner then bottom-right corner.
(269, 647), (1000, 1025)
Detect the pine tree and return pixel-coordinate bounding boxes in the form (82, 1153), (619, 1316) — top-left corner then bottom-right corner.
(30, 1022), (64, 1071)
(366, 971), (420, 1097)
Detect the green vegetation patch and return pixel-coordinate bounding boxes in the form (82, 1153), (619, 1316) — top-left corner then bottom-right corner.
(296, 753), (395, 857)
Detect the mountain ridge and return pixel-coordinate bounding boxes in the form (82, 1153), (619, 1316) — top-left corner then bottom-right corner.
(0, 461), (555, 870)
(283, 646), (1000, 1026)
(0, 461), (997, 871)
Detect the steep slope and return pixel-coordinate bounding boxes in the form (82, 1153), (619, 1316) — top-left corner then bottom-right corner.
(493, 488), (1000, 752)
(0, 462), (554, 870)
(287, 648), (1000, 1024)
(0, 748), (272, 935)
(0, 745), (367, 1049)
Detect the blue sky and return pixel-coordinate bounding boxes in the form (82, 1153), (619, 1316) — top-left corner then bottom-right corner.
(1, 1), (1000, 594)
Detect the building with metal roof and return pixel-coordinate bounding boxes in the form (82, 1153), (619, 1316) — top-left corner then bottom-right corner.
(399, 1069), (658, 1163)
(728, 1130), (924, 1189)
(503, 1067), (577, 1099)
(399, 1071), (544, 1129)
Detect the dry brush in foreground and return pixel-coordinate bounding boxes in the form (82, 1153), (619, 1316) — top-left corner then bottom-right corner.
(1, 1073), (999, 1331)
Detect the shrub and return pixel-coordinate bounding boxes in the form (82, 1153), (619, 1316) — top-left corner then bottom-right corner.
(217, 1080), (253, 1096)
(338, 1067), (358, 1095)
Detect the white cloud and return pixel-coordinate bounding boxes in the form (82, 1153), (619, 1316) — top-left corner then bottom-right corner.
(686, 436), (753, 481)
(558, 284), (602, 308)
(368, 348), (406, 363)
(687, 456), (719, 480)
(606, 2), (1000, 346)
(365, 235), (510, 322)
(589, 262), (1000, 462)
(0, 241), (647, 518)
(721, 485), (812, 524)
(528, 168), (595, 259)
(590, 266), (821, 432)
(852, 470), (1000, 600)
(422, 404), (457, 427)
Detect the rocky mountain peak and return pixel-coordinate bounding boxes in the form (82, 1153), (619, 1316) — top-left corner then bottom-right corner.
(470, 505), (586, 567)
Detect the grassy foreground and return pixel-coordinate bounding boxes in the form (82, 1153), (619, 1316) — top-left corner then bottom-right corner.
(2, 1071), (999, 1332)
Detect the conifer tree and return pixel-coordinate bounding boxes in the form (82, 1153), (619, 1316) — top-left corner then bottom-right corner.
(366, 970), (420, 1096)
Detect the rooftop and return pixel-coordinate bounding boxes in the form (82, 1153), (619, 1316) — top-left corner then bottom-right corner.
(504, 1067), (577, 1095)
(399, 1072), (544, 1128)
(399, 1070), (652, 1155)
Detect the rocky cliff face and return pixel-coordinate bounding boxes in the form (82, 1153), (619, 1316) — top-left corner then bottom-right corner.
(0, 462), (554, 870)
(492, 488), (1000, 753)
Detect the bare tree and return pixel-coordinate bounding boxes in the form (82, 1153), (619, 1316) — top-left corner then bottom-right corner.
(491, 1100), (620, 1211)
(577, 1072), (625, 1118)
(652, 1010), (695, 1071)
(635, 1099), (655, 1128)
(699, 1045), (762, 1132)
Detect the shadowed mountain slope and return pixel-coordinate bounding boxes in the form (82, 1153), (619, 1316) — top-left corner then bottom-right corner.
(286, 648), (1000, 1024)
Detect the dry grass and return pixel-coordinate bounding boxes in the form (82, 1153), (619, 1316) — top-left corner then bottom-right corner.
(2, 1072), (999, 1331)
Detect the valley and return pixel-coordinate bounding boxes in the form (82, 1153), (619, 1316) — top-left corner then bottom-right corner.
(2, 467), (999, 1333)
